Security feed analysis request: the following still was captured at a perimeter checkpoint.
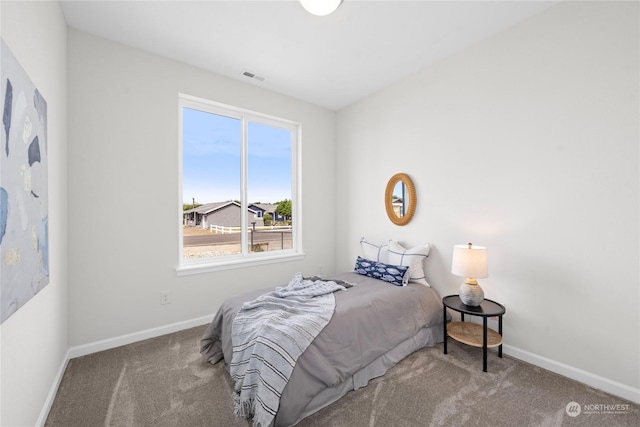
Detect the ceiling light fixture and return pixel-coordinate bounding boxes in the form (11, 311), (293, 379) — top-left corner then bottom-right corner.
(300, 0), (343, 16)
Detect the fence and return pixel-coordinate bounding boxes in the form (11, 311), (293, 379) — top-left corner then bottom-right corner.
(209, 224), (291, 234)
(209, 225), (241, 234)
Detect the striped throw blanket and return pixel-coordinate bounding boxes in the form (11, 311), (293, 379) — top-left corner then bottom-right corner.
(230, 273), (348, 427)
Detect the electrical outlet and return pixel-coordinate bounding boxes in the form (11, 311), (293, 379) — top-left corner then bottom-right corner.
(318, 265), (323, 275)
(161, 291), (170, 305)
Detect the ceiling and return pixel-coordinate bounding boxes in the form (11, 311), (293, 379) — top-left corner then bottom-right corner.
(60, 0), (560, 111)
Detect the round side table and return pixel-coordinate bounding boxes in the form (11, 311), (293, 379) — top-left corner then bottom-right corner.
(442, 295), (506, 372)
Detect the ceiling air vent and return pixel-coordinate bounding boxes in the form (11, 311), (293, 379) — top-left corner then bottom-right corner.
(242, 70), (266, 82)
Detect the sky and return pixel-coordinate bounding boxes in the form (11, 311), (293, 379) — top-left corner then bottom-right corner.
(182, 107), (292, 205)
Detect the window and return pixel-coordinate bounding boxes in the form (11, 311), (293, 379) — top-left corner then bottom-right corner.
(177, 94), (302, 274)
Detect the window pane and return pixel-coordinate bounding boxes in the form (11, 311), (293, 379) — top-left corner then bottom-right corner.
(247, 122), (292, 254)
(179, 95), (301, 273)
(182, 107), (242, 258)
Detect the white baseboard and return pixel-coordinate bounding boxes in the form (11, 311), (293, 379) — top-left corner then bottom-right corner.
(503, 344), (640, 404)
(68, 314), (214, 359)
(36, 348), (71, 427)
(37, 314), (214, 426)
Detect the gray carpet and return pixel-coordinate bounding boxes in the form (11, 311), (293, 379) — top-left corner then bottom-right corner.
(46, 325), (638, 427)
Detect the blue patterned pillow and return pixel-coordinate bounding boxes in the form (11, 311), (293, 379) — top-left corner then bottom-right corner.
(353, 256), (410, 286)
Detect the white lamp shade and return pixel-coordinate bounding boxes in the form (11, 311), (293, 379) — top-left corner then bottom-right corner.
(451, 244), (488, 279)
(300, 0), (343, 16)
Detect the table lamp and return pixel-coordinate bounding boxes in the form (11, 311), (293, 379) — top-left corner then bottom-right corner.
(451, 243), (488, 306)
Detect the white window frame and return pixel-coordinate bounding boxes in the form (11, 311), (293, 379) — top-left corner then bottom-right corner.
(176, 94), (303, 276)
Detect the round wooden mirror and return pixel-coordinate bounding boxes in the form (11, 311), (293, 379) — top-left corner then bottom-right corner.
(385, 173), (416, 226)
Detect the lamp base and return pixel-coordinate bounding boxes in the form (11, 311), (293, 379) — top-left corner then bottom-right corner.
(459, 281), (484, 306)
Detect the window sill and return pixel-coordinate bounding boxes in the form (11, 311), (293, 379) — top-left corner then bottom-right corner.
(176, 251), (305, 276)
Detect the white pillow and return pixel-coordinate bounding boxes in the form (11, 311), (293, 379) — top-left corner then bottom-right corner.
(388, 240), (431, 286)
(360, 237), (389, 263)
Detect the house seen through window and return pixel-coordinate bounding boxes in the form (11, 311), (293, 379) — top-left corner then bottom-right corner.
(179, 94), (300, 271)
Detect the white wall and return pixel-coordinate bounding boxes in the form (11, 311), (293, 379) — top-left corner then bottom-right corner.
(67, 30), (336, 346)
(336, 1), (639, 401)
(0, 1), (68, 426)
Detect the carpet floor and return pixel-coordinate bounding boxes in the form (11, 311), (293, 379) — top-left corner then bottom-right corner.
(46, 325), (638, 427)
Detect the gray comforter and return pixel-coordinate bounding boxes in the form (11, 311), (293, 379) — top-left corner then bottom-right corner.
(200, 271), (445, 426)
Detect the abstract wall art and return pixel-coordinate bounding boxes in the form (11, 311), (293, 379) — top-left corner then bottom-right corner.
(1, 39), (49, 324)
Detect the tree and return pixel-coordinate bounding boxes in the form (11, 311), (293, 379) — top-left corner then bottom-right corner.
(275, 199), (292, 220)
(263, 213), (273, 226)
(183, 202), (201, 211)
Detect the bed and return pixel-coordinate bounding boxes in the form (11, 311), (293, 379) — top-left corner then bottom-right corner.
(200, 268), (446, 427)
